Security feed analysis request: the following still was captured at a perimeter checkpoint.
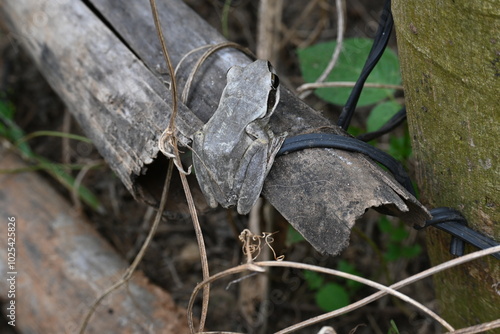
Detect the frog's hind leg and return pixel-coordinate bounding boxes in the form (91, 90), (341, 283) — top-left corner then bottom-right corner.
(192, 132), (222, 209)
(235, 139), (271, 215)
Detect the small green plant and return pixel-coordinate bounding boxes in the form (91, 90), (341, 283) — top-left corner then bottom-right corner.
(297, 38), (401, 106)
(303, 260), (363, 312)
(0, 97), (102, 211)
(388, 319), (400, 334)
(366, 100), (403, 133)
(287, 226), (363, 311)
(378, 217), (421, 261)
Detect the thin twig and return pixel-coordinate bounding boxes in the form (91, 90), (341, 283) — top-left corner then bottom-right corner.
(279, 0), (324, 48)
(276, 245), (500, 333)
(296, 81), (404, 93)
(257, 0), (283, 64)
(188, 260), (452, 332)
(71, 162), (96, 213)
(149, 0), (177, 131)
(179, 156), (211, 332)
(298, 0), (345, 99)
(187, 263), (266, 332)
(149, 0), (211, 330)
(180, 42), (254, 104)
(265, 261), (453, 332)
(61, 110), (71, 170)
(174, 45), (213, 76)
(188, 246), (500, 333)
(77, 160), (174, 334)
(445, 319), (500, 334)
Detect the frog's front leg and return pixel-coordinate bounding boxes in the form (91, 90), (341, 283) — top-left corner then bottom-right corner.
(234, 139), (270, 214)
(235, 135), (285, 214)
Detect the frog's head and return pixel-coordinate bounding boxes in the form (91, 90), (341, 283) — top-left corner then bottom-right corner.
(226, 60), (280, 119)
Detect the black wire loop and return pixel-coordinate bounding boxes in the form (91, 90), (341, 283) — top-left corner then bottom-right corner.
(356, 107), (407, 142)
(418, 208), (500, 260)
(337, 0), (394, 130)
(284, 0), (498, 260)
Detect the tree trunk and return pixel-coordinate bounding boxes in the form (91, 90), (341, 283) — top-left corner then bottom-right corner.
(392, 0), (500, 329)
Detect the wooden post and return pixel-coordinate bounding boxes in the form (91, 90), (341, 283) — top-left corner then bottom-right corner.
(393, 0), (500, 328)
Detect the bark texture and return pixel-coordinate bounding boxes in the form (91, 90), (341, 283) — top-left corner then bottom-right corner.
(393, 0), (500, 328)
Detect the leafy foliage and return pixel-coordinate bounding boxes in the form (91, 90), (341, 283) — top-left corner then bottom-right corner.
(0, 97), (102, 212)
(298, 38), (401, 106)
(366, 100), (403, 132)
(378, 217), (421, 261)
(302, 260), (363, 312)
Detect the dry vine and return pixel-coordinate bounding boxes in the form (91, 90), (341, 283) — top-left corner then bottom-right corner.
(298, 0), (346, 99)
(78, 0), (214, 331)
(187, 245), (500, 334)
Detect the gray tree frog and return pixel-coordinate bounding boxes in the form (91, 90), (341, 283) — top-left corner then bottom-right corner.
(192, 60), (286, 214)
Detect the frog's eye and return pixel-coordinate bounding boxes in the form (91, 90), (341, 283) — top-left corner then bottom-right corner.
(267, 88), (277, 110)
(267, 61), (280, 89)
(270, 73), (279, 90)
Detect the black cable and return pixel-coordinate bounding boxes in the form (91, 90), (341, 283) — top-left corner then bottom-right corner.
(277, 133), (415, 196)
(278, 134), (499, 259)
(357, 107), (407, 142)
(337, 0), (394, 130)
(282, 0), (499, 260)
(417, 208), (500, 260)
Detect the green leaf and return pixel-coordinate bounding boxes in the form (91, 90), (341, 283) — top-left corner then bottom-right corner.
(287, 225), (305, 244)
(388, 319), (400, 334)
(389, 132), (412, 161)
(384, 243), (402, 261)
(16, 130), (92, 147)
(0, 100), (102, 212)
(400, 244), (422, 258)
(298, 38), (400, 106)
(347, 125), (363, 137)
(378, 216), (393, 233)
(0, 104), (33, 156)
(0, 99), (15, 119)
(336, 260), (355, 273)
(32, 156), (103, 212)
(304, 270), (324, 290)
(367, 100), (403, 132)
(337, 260), (363, 290)
(390, 225), (409, 242)
(378, 218), (408, 242)
(315, 283), (350, 311)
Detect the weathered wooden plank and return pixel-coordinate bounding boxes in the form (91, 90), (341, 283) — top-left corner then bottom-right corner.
(0, 0), (430, 254)
(0, 0), (203, 207)
(0, 150), (190, 333)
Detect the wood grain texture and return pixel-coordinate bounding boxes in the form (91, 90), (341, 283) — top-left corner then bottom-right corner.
(0, 0), (430, 255)
(0, 150), (189, 333)
(393, 0), (500, 327)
